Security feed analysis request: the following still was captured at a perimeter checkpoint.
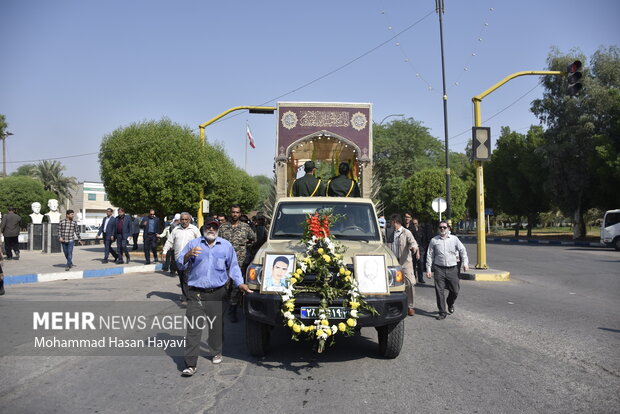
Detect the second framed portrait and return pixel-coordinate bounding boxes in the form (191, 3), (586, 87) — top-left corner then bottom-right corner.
(353, 254), (389, 295)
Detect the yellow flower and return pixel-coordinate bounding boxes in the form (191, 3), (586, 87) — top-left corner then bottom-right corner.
(296, 268), (303, 275)
(321, 319), (329, 326)
(290, 277), (298, 284)
(325, 329), (331, 336)
(285, 301), (294, 311)
(293, 324), (302, 333)
(317, 248), (324, 255)
(346, 318), (357, 327)
(345, 270), (351, 276)
(349, 301), (360, 309)
(316, 330), (323, 338)
(338, 322), (347, 332)
(339, 267), (346, 275)
(322, 255), (331, 262)
(344, 275), (351, 282)
(287, 319), (294, 327)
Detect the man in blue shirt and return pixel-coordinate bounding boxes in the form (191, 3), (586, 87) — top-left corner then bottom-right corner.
(176, 217), (252, 376)
(140, 209), (162, 264)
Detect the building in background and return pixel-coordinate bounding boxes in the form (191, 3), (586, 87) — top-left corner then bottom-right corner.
(67, 181), (117, 227)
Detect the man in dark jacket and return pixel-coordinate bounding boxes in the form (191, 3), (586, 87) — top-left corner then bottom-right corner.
(1, 207), (22, 260)
(290, 161), (325, 197)
(95, 208), (119, 263)
(114, 208), (133, 264)
(327, 162), (361, 197)
(140, 209), (163, 264)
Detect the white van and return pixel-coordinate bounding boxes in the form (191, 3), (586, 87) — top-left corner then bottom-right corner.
(600, 209), (620, 250)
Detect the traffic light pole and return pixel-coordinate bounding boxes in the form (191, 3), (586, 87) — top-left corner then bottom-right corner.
(197, 106), (276, 228)
(472, 70), (562, 269)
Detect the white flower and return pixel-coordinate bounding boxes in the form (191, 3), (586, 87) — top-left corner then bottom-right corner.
(282, 295), (290, 301)
(300, 262), (307, 272)
(331, 325), (338, 334)
(319, 332), (328, 340)
(318, 313), (326, 320)
(300, 323), (306, 329)
(350, 309), (358, 318)
(314, 319), (321, 326)
(283, 311), (294, 320)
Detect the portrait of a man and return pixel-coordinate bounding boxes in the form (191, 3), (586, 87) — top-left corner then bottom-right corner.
(354, 255), (389, 294)
(261, 253), (295, 293)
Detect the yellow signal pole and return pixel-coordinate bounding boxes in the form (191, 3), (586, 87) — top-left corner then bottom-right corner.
(197, 106), (276, 228)
(472, 70), (562, 269)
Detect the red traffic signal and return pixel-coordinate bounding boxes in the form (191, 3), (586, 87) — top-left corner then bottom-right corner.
(566, 60), (583, 95)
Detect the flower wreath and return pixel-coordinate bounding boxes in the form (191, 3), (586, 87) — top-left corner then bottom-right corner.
(280, 211), (377, 353)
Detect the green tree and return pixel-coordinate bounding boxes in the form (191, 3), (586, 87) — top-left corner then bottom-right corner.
(373, 118), (444, 215)
(31, 160), (77, 207)
(253, 175), (273, 211)
(0, 176), (56, 225)
(531, 46), (620, 238)
(486, 126), (549, 236)
(99, 118), (258, 218)
(397, 168), (467, 223)
(11, 164), (37, 176)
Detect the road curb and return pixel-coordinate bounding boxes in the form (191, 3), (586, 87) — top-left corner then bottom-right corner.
(461, 268), (510, 282)
(458, 235), (604, 247)
(4, 263), (163, 286)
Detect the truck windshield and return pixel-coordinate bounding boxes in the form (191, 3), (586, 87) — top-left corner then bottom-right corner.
(271, 201), (381, 241)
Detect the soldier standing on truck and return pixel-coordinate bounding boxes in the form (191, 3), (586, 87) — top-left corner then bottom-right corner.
(290, 161), (325, 197)
(219, 204), (256, 323)
(326, 162), (361, 197)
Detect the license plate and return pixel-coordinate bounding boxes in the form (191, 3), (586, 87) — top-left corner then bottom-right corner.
(300, 307), (348, 319)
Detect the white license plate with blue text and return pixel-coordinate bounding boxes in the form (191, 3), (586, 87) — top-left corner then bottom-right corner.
(300, 307), (348, 319)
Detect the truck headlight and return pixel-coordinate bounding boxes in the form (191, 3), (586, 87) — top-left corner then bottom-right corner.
(387, 266), (404, 286)
(246, 264), (263, 284)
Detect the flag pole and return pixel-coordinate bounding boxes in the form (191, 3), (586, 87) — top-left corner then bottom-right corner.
(245, 121), (248, 172)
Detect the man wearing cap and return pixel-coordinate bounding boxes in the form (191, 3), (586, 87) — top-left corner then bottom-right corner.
(140, 209), (162, 265)
(176, 217), (252, 376)
(326, 162), (361, 197)
(96, 208), (119, 263)
(290, 161), (325, 197)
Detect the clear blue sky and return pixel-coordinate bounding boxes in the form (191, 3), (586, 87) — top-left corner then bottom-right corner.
(1, 0), (618, 181)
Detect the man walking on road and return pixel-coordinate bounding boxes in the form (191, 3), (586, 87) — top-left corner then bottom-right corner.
(176, 217), (252, 376)
(141, 209), (162, 264)
(425, 220), (469, 320)
(58, 210), (82, 271)
(114, 208), (132, 264)
(1, 207), (21, 260)
(219, 204), (256, 322)
(390, 214), (418, 316)
(96, 208), (118, 263)
(161, 212), (200, 304)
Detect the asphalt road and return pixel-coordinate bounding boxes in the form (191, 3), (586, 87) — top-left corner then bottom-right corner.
(1, 242), (618, 414)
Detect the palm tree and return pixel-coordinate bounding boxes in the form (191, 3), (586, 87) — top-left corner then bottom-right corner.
(31, 160), (77, 206)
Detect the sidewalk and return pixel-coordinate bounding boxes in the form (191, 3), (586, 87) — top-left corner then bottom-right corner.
(2, 245), (163, 286)
(457, 234), (605, 248)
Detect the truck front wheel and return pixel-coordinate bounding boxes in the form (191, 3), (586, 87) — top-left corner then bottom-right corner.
(377, 320), (404, 359)
(614, 237), (620, 251)
(246, 318), (270, 357)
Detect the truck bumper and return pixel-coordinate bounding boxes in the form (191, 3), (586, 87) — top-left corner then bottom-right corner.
(244, 292), (408, 327)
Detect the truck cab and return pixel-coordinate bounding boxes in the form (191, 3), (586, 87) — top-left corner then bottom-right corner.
(601, 209), (620, 250)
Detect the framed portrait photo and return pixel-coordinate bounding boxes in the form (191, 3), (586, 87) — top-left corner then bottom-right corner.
(353, 254), (389, 295)
(260, 253), (296, 294)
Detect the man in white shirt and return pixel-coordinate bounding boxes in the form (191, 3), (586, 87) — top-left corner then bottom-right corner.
(426, 220), (469, 320)
(162, 212), (200, 304)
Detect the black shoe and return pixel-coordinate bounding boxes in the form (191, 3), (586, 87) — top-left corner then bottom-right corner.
(162, 267), (169, 272)
(125, 254), (130, 263)
(0, 279), (5, 295)
(145, 261), (151, 265)
(65, 266), (70, 271)
(116, 259), (124, 264)
(132, 247), (138, 251)
(102, 259), (108, 264)
(436, 314), (446, 320)
(417, 279), (425, 284)
(448, 306), (454, 314)
(14, 254), (19, 261)
(228, 304), (239, 323)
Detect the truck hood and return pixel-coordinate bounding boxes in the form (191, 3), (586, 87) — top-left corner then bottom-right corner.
(253, 239), (399, 267)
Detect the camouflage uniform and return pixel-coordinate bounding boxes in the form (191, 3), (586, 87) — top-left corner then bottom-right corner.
(219, 221), (256, 305)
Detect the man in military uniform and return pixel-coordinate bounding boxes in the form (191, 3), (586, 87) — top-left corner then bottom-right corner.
(218, 204), (256, 322)
(327, 162), (361, 197)
(290, 161), (325, 197)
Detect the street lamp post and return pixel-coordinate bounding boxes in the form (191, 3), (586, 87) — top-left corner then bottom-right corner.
(197, 106), (276, 227)
(378, 114), (404, 126)
(436, 0), (451, 220)
(1, 131), (14, 177)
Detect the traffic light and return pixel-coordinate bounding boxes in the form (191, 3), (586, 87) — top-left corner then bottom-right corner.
(472, 127), (491, 161)
(566, 60), (582, 95)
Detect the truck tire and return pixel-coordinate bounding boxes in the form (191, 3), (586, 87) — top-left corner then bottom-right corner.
(614, 237), (620, 251)
(377, 319), (404, 359)
(246, 318), (270, 357)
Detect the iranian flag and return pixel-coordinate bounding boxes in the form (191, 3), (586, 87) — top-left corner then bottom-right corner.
(246, 124), (256, 149)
